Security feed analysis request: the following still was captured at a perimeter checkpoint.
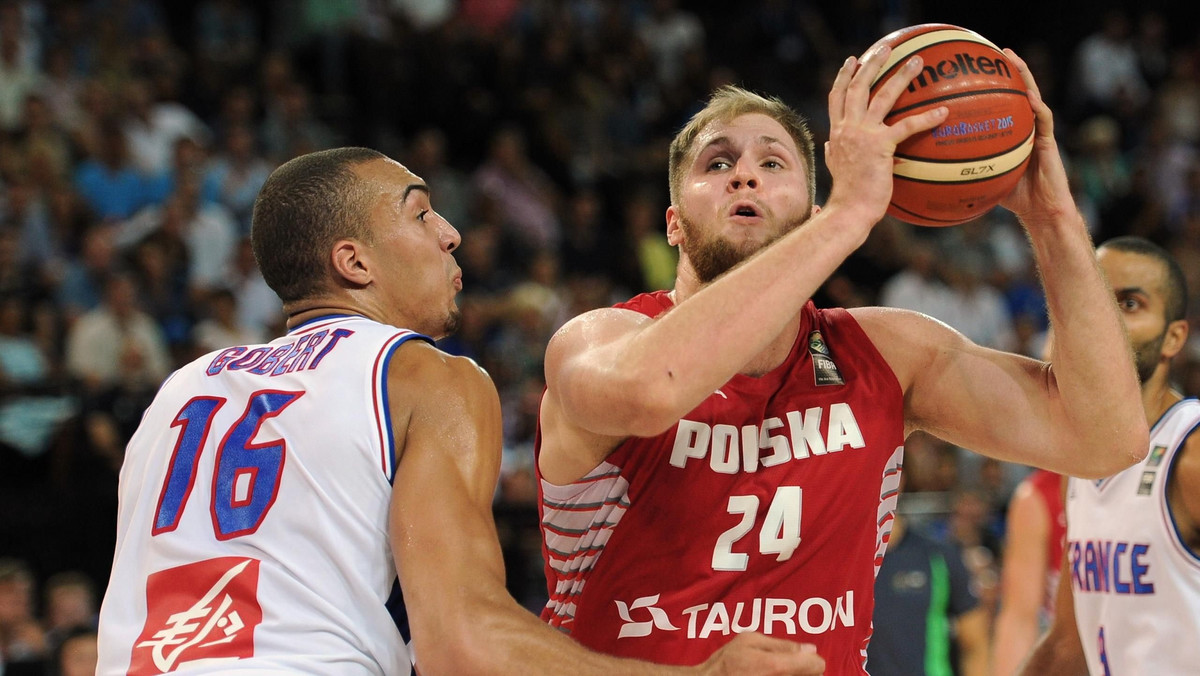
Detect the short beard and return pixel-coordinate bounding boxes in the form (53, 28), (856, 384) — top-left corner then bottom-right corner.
(1133, 330), (1166, 384)
(681, 227), (747, 283)
(678, 211), (806, 283)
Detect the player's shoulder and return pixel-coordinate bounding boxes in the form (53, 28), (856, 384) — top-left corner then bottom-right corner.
(388, 340), (494, 393)
(848, 304), (951, 334)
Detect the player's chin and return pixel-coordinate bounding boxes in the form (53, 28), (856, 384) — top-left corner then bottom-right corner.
(443, 307), (463, 337)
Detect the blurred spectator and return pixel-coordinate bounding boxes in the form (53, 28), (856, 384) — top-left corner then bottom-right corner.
(125, 235), (191, 350)
(56, 226), (116, 324)
(635, 0), (704, 89)
(116, 171), (237, 298)
(938, 254), (1018, 352)
(37, 45), (85, 132)
(868, 511), (989, 676)
(72, 118), (156, 222)
(0, 12), (41, 134)
(227, 236), (283, 337)
(15, 94), (72, 182)
(204, 124), (273, 234)
(193, 0), (260, 96)
(0, 296), (75, 460)
(145, 135), (221, 207)
(42, 572), (97, 641)
(0, 558), (47, 670)
(0, 226), (46, 309)
(1133, 10), (1170, 90)
(192, 286), (264, 353)
(559, 187), (637, 294)
(121, 77), (211, 176)
(1072, 115), (1132, 221)
(52, 625), (97, 676)
(624, 188), (676, 292)
(260, 80), (335, 162)
(1070, 9), (1149, 124)
(64, 271), (170, 395)
(472, 125), (563, 253)
(879, 236), (948, 318)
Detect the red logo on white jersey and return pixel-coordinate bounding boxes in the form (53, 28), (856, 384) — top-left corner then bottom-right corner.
(129, 557), (262, 675)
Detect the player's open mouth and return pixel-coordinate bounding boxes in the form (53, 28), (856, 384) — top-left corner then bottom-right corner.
(728, 202), (762, 220)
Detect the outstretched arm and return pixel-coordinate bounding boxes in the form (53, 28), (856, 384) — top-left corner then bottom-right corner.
(992, 481), (1050, 675)
(389, 342), (825, 676)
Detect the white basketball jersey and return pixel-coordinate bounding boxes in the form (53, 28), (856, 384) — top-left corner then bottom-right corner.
(1066, 397), (1200, 676)
(97, 315), (426, 675)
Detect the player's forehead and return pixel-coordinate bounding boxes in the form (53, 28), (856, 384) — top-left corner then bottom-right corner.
(355, 158), (428, 205)
(690, 113), (798, 159)
(1098, 248), (1167, 296)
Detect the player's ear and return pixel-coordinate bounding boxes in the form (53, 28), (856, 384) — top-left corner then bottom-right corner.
(1163, 318), (1189, 360)
(331, 239), (371, 287)
(666, 205), (684, 246)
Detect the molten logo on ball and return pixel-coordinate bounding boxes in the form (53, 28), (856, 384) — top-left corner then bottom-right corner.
(908, 52), (1014, 92)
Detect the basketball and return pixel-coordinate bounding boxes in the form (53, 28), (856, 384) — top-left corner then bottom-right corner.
(867, 24), (1035, 227)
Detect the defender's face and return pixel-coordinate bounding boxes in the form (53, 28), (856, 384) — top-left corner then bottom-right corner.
(1098, 247), (1171, 382)
(358, 159), (462, 338)
(668, 113), (812, 281)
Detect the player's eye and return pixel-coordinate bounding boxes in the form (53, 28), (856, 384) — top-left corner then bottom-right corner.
(708, 159), (731, 171)
(417, 210), (428, 222)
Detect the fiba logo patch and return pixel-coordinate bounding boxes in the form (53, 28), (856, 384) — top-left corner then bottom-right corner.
(807, 331), (844, 386)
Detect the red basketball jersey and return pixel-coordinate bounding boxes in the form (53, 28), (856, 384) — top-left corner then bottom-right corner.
(537, 293), (906, 674)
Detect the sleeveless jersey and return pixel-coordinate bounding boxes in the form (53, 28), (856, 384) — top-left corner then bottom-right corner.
(536, 294), (906, 674)
(1066, 397), (1200, 676)
(97, 315), (427, 675)
(1027, 468), (1066, 621)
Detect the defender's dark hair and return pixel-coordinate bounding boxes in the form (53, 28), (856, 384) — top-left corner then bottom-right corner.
(1099, 236), (1188, 323)
(251, 147), (386, 303)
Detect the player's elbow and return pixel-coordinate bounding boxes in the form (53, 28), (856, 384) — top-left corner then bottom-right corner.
(618, 377), (693, 437)
(1074, 424), (1149, 479)
(562, 370), (686, 438)
(411, 624), (493, 675)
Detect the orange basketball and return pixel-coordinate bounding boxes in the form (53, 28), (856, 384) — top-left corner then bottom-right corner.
(868, 24), (1035, 227)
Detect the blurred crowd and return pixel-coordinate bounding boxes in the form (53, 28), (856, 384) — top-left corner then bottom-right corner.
(1, 0), (1198, 673)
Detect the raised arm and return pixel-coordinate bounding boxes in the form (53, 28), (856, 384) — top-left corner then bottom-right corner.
(992, 481), (1050, 675)
(851, 48), (1145, 478)
(388, 342), (824, 676)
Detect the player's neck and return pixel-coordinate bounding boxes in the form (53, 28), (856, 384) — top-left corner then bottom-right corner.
(284, 303), (366, 330)
(1142, 369), (1184, 426)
